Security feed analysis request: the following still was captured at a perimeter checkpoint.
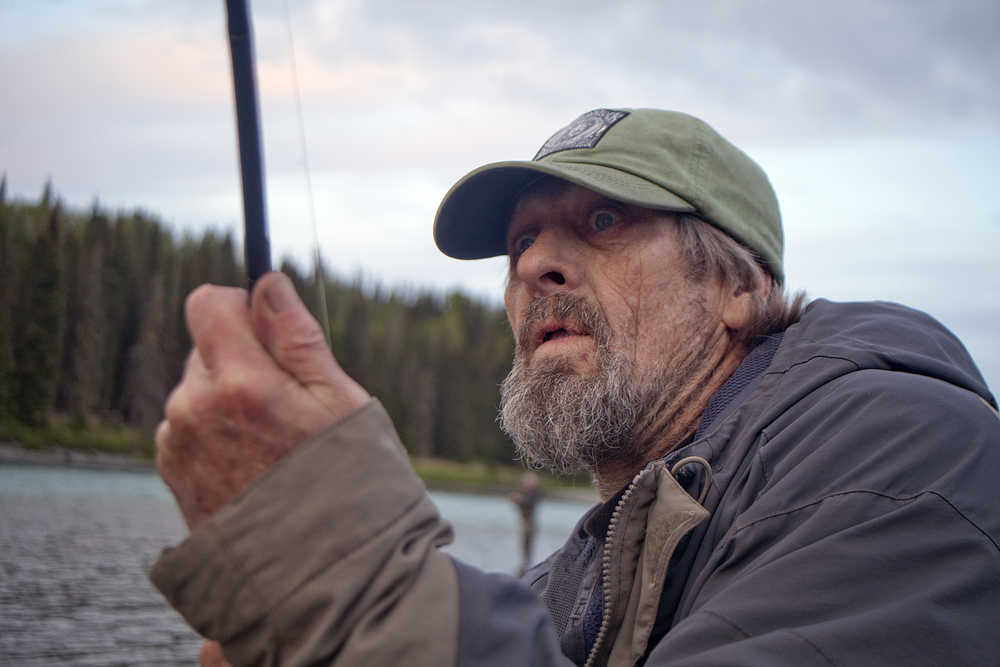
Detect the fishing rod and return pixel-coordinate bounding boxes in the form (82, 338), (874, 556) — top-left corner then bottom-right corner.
(224, 0), (332, 344)
(224, 0), (271, 290)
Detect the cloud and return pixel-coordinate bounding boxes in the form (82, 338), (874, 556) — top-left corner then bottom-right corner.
(273, 0), (999, 142)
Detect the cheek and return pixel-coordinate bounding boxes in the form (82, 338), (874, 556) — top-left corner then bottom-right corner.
(594, 255), (648, 335)
(598, 260), (697, 356)
(503, 288), (522, 343)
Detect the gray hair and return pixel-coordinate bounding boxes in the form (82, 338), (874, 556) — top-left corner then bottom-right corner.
(673, 214), (806, 345)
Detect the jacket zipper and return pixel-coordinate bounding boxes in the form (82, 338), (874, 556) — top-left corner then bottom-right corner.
(583, 466), (650, 667)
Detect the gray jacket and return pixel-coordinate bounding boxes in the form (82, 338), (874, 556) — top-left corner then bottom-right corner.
(152, 299), (1000, 666)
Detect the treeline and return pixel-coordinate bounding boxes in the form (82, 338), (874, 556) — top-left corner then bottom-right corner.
(0, 179), (519, 464)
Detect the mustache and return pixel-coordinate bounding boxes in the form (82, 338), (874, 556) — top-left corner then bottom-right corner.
(516, 293), (611, 354)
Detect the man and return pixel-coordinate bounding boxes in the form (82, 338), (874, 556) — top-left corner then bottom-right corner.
(509, 471), (542, 576)
(152, 109), (1000, 666)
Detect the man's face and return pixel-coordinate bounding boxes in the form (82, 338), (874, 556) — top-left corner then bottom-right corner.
(499, 178), (727, 473)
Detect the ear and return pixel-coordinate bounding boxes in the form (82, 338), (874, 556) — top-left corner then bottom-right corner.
(721, 275), (770, 332)
(722, 289), (753, 331)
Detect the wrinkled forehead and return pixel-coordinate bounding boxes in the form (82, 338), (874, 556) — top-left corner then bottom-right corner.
(506, 176), (601, 233)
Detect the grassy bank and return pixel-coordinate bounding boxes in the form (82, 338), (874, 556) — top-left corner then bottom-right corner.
(0, 420), (596, 500)
(0, 418), (154, 459)
(411, 457), (595, 499)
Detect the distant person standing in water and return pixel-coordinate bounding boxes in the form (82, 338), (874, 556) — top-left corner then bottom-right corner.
(509, 471), (541, 575)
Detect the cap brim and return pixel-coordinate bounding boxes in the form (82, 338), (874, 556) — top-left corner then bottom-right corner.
(433, 159), (696, 259)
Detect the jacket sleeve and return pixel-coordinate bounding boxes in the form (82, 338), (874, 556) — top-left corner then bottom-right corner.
(150, 399), (573, 667)
(646, 369), (1000, 667)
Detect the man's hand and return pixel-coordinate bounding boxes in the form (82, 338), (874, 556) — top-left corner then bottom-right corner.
(199, 640), (232, 667)
(156, 272), (370, 530)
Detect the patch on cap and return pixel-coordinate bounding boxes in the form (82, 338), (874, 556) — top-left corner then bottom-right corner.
(533, 109), (629, 160)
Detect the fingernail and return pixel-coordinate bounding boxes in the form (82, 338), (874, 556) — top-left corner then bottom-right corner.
(264, 275), (297, 313)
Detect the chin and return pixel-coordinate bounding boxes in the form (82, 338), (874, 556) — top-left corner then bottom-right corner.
(529, 353), (593, 375)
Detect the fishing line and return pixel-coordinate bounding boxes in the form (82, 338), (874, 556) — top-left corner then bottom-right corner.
(283, 0), (332, 347)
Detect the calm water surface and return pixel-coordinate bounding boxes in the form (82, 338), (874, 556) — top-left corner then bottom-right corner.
(0, 464), (592, 665)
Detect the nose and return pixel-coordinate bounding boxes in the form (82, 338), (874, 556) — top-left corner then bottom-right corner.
(512, 227), (581, 295)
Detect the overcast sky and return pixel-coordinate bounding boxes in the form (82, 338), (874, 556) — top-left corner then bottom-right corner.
(2, 0), (998, 392)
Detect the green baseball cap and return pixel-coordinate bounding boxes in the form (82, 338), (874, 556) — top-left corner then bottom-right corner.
(433, 108), (784, 282)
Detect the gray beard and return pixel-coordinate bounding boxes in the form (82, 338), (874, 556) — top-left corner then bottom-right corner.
(498, 292), (715, 475)
(498, 294), (649, 474)
(499, 346), (645, 475)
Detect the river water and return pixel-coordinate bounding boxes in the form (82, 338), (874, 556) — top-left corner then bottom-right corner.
(0, 464), (593, 665)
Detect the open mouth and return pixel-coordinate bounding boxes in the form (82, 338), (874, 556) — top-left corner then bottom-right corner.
(543, 328), (573, 343)
(534, 322), (587, 350)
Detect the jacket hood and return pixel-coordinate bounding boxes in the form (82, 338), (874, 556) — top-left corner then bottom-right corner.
(777, 299), (996, 410)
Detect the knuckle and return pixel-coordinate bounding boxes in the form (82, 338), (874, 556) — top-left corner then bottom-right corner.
(154, 433), (172, 473)
(285, 349), (333, 384)
(168, 364), (266, 426)
(185, 284), (216, 321)
(154, 420), (170, 447)
(185, 284), (246, 331)
(183, 349), (199, 374)
(164, 385), (189, 424)
(283, 320), (328, 357)
(216, 367), (262, 408)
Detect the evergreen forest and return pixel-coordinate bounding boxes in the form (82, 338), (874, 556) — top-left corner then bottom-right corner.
(0, 178), (521, 466)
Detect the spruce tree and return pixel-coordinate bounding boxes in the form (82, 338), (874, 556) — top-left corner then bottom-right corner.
(0, 193), (16, 420)
(13, 202), (65, 425)
(64, 206), (110, 421)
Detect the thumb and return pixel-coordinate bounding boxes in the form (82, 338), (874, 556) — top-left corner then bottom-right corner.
(250, 272), (370, 418)
(250, 272), (339, 386)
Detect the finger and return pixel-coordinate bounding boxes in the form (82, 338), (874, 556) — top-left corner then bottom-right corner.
(153, 420), (191, 522)
(163, 353), (205, 430)
(182, 347), (201, 375)
(184, 284), (262, 372)
(154, 420), (171, 471)
(162, 351), (212, 447)
(250, 272), (370, 419)
(199, 640), (234, 667)
(249, 272), (343, 386)
(174, 348), (209, 392)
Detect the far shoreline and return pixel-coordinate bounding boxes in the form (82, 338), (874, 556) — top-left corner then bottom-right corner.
(0, 442), (155, 473)
(0, 442), (599, 503)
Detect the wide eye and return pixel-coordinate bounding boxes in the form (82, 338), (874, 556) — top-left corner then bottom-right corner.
(591, 210), (618, 231)
(511, 234), (535, 257)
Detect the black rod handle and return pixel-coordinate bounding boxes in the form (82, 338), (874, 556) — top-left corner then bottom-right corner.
(225, 0), (271, 289)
